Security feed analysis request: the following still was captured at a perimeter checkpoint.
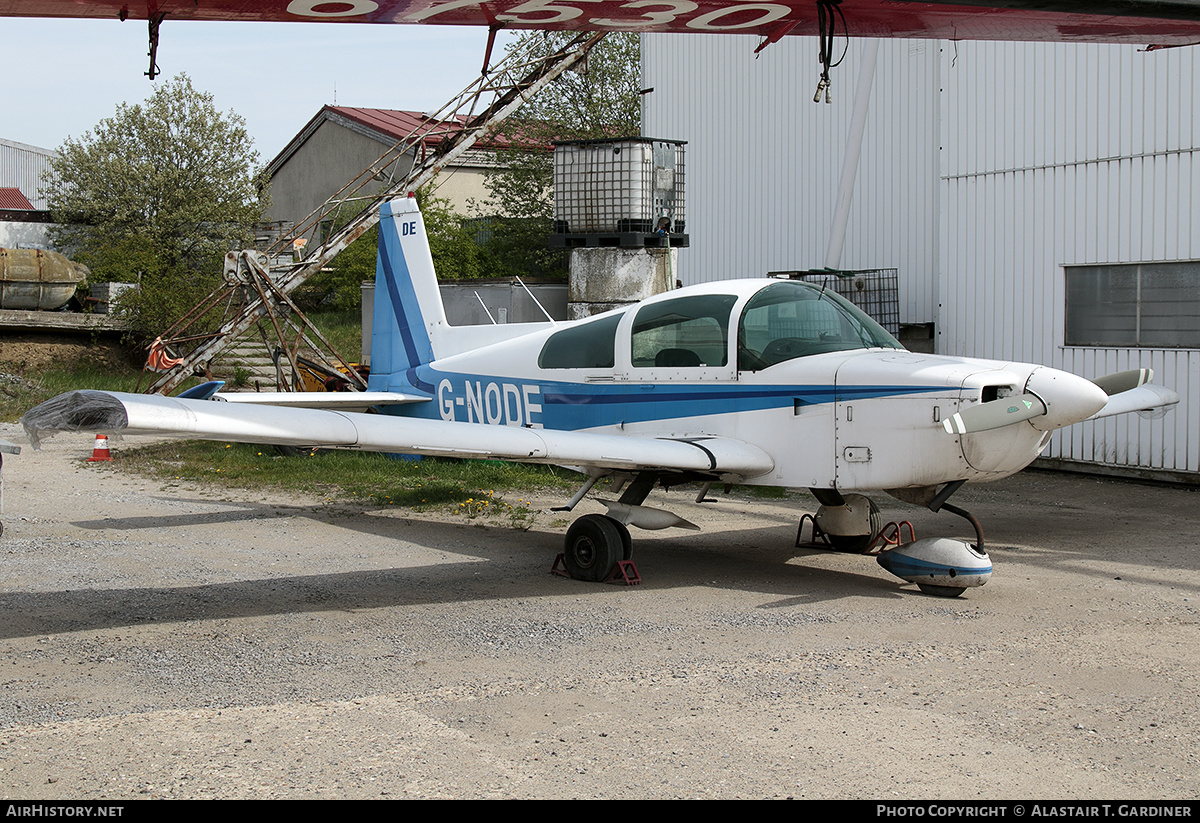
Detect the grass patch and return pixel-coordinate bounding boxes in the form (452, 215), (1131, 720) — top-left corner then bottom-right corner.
(116, 441), (582, 529)
(745, 484), (792, 500)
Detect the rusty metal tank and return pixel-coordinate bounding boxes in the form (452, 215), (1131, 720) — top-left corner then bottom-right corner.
(0, 248), (89, 310)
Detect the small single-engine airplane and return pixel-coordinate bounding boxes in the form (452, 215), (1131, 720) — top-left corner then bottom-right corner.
(22, 197), (1181, 596)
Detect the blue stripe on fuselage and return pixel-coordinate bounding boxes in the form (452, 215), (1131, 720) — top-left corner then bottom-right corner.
(388, 367), (935, 430)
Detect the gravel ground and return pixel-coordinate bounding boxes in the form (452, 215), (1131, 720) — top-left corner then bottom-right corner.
(0, 422), (1197, 799)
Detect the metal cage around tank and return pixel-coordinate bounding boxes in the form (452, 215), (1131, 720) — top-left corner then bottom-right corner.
(551, 137), (688, 249)
(769, 268), (901, 336)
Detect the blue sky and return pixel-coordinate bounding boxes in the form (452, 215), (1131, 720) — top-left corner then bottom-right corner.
(3, 17), (519, 165)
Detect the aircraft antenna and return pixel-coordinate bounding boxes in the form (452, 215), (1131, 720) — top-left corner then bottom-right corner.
(513, 275), (557, 325)
(474, 291), (498, 325)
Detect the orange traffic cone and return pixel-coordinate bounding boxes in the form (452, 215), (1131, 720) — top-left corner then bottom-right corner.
(87, 435), (112, 462)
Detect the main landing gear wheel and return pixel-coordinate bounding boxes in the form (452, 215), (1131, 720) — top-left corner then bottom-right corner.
(563, 514), (626, 582)
(612, 518), (633, 561)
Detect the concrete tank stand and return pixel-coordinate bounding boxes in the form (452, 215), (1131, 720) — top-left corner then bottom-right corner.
(567, 247), (677, 320)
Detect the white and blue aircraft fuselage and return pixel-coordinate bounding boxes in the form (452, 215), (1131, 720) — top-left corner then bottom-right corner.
(23, 197), (1180, 596)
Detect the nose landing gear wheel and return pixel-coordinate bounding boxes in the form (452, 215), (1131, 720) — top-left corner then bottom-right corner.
(563, 514), (625, 582)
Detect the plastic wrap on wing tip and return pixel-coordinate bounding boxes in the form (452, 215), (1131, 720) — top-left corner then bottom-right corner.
(21, 390), (130, 450)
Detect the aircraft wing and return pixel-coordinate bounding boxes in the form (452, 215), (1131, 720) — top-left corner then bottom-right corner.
(21, 390), (775, 478)
(2, 0), (1200, 46)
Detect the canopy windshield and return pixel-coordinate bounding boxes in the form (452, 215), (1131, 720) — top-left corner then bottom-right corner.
(737, 281), (902, 371)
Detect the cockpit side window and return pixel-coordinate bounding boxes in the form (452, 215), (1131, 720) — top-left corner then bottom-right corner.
(538, 312), (623, 369)
(631, 294), (738, 369)
(737, 282), (902, 370)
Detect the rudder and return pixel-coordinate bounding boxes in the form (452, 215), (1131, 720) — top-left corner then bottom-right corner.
(368, 197), (446, 390)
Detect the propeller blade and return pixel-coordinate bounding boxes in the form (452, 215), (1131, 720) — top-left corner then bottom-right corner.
(1091, 369), (1152, 396)
(942, 393), (1047, 435)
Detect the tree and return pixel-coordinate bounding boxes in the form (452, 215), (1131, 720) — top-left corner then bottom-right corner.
(44, 74), (266, 336)
(479, 32), (642, 280)
(420, 189), (484, 280)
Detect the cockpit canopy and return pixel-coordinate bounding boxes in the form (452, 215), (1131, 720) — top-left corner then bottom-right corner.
(538, 280), (902, 371)
(736, 281), (902, 370)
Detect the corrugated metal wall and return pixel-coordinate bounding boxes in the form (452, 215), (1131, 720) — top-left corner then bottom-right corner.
(643, 35), (1199, 476)
(0, 138), (56, 210)
(938, 40), (1199, 474)
(641, 33), (941, 324)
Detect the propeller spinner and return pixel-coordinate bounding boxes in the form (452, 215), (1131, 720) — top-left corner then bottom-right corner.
(943, 367), (1111, 435)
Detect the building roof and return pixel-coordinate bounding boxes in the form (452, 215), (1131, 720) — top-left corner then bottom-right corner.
(0, 138), (55, 159)
(332, 107), (468, 142)
(0, 188), (35, 210)
(266, 106), (520, 177)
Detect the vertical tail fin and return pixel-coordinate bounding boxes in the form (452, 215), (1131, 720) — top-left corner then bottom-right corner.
(366, 195), (558, 392)
(368, 197), (446, 389)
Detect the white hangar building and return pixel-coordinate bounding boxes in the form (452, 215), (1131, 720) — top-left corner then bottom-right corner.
(641, 34), (1199, 481)
(0, 138), (55, 249)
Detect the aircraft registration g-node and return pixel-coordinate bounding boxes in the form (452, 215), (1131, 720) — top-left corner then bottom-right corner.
(436, 379), (542, 427)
